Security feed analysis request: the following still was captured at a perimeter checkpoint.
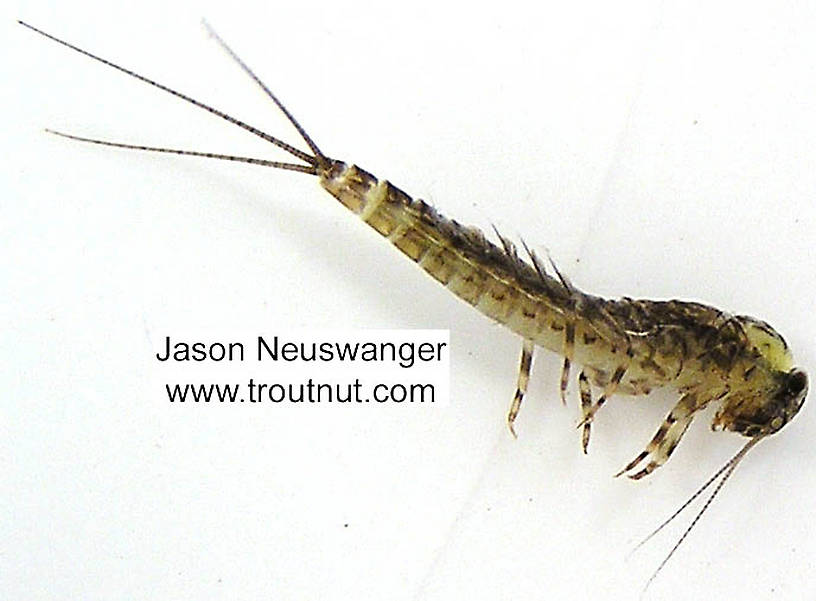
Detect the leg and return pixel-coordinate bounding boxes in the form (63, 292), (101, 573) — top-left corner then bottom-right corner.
(578, 370), (593, 453)
(615, 393), (700, 479)
(579, 360), (629, 428)
(559, 321), (575, 405)
(507, 338), (535, 438)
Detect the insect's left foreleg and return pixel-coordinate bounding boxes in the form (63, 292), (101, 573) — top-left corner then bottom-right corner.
(615, 393), (700, 480)
(507, 339), (536, 437)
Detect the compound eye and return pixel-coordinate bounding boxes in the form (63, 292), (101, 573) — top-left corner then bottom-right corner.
(787, 369), (808, 397)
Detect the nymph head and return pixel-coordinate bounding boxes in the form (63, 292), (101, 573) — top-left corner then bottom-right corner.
(717, 368), (808, 437)
(713, 317), (808, 438)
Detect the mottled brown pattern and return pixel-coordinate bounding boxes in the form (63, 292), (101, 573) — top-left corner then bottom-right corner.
(320, 159), (806, 481)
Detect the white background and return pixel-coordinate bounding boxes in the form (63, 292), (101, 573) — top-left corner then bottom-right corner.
(4, 1), (816, 600)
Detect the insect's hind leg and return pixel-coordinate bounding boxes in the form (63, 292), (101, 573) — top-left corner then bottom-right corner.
(615, 393), (700, 480)
(507, 339), (536, 437)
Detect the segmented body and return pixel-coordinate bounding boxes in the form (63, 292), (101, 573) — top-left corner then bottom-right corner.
(323, 159), (693, 389)
(320, 158), (804, 477)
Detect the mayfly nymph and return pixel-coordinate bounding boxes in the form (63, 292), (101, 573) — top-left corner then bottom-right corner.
(20, 20), (808, 587)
